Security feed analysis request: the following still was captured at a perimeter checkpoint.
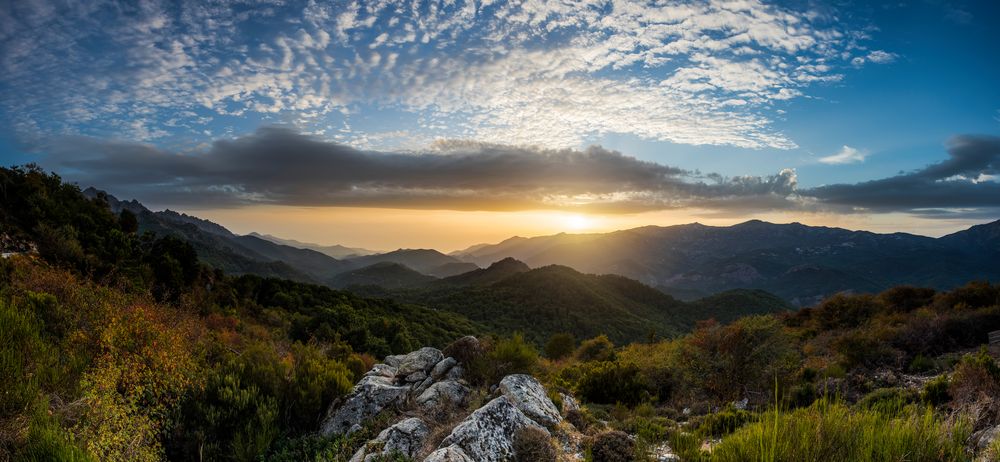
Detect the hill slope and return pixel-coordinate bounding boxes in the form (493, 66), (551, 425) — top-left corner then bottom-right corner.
(361, 263), (791, 344)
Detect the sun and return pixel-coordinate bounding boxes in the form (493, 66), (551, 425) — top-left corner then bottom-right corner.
(562, 214), (594, 231)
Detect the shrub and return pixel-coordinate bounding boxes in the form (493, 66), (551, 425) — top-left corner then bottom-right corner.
(697, 408), (757, 437)
(590, 430), (635, 462)
(566, 409), (592, 431)
(921, 375), (950, 406)
(857, 388), (917, 416)
(575, 362), (650, 406)
(949, 348), (1000, 425)
(787, 383), (816, 408)
(442, 335), (485, 366)
(909, 354), (935, 373)
(513, 426), (556, 462)
(576, 335), (616, 362)
(468, 334), (538, 385)
(544, 333), (576, 360)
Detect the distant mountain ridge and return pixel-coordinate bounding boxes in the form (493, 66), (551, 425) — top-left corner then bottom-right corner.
(249, 232), (379, 259)
(452, 219), (1000, 305)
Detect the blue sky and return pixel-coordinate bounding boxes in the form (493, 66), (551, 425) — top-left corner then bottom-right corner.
(0, 0), (998, 245)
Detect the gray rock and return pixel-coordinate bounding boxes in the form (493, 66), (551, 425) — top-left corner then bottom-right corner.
(559, 392), (580, 414)
(416, 380), (471, 413)
(384, 355), (405, 367)
(431, 357), (458, 380)
(498, 374), (562, 428)
(365, 363), (397, 378)
(412, 375), (435, 396)
(438, 396), (547, 462)
(444, 364), (464, 382)
(973, 425), (1000, 450)
(350, 417), (430, 462)
(423, 445), (474, 462)
(397, 347), (445, 377)
(320, 375), (410, 436)
(405, 371), (428, 383)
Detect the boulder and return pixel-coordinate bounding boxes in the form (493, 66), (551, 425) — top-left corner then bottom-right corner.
(498, 374), (562, 428)
(350, 417), (429, 462)
(424, 445), (474, 462)
(320, 375), (409, 436)
(416, 380), (471, 413)
(438, 395), (547, 462)
(444, 364), (464, 382)
(397, 347), (445, 377)
(431, 357), (458, 380)
(383, 355), (405, 367)
(405, 371), (428, 383)
(365, 363), (397, 378)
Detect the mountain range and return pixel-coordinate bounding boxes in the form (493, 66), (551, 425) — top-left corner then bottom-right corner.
(452, 220), (1000, 305)
(86, 189), (999, 307)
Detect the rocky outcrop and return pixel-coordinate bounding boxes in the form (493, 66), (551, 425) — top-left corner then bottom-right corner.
(438, 395), (548, 462)
(320, 346), (461, 436)
(322, 341), (569, 462)
(350, 417), (430, 462)
(498, 374), (561, 428)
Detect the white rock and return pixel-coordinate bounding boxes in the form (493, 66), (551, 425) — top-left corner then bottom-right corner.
(350, 417), (430, 462)
(498, 374), (562, 428)
(438, 396), (547, 462)
(423, 445), (474, 462)
(416, 380), (470, 413)
(365, 363), (397, 378)
(397, 347), (445, 377)
(320, 375), (410, 436)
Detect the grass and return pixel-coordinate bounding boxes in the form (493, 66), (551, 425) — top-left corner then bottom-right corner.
(708, 399), (971, 462)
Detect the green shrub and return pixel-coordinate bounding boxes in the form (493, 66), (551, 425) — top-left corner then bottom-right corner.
(576, 335), (616, 362)
(921, 375), (950, 406)
(513, 426), (556, 462)
(909, 354), (935, 373)
(544, 333), (576, 360)
(20, 410), (93, 462)
(668, 431), (706, 462)
(856, 388), (917, 416)
(787, 383), (816, 408)
(590, 430), (635, 462)
(697, 408), (757, 437)
(575, 362), (649, 406)
(468, 334), (538, 385)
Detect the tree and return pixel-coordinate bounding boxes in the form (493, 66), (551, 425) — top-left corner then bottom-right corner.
(544, 333), (576, 360)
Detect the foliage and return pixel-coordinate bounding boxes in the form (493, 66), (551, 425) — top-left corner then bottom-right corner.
(575, 335), (616, 362)
(513, 426), (557, 462)
(696, 408), (757, 437)
(468, 334), (539, 385)
(590, 430), (635, 462)
(544, 332), (576, 360)
(573, 361), (649, 406)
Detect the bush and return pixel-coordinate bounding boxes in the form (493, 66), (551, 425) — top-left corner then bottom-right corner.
(442, 335), (485, 366)
(544, 333), (576, 360)
(697, 408), (757, 437)
(576, 335), (616, 362)
(575, 362), (650, 406)
(857, 388), (917, 416)
(909, 354), (935, 373)
(468, 334), (538, 385)
(513, 426), (556, 462)
(566, 409), (592, 431)
(590, 430), (635, 462)
(921, 375), (950, 406)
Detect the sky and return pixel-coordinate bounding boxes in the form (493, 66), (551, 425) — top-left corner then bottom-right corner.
(1, 0), (998, 251)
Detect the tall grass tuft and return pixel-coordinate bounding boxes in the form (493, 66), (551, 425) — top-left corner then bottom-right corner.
(710, 397), (970, 462)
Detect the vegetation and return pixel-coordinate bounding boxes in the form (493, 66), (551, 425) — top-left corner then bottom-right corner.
(2, 166), (999, 461)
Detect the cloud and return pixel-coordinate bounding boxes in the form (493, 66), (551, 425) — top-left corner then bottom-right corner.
(806, 135), (1000, 212)
(1, 0), (882, 149)
(819, 145), (868, 164)
(37, 129), (1000, 219)
(41, 127), (800, 213)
